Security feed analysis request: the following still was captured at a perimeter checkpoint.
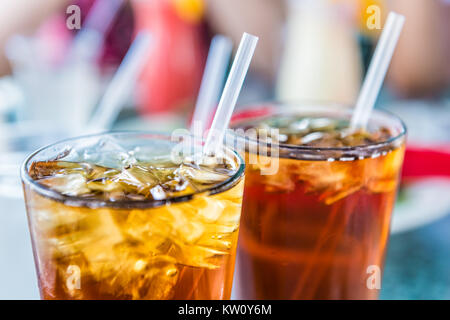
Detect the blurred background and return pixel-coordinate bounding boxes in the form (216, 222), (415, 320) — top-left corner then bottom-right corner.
(0, 0), (449, 299)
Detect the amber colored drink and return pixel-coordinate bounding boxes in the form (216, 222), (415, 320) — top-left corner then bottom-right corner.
(232, 105), (406, 300)
(22, 133), (245, 300)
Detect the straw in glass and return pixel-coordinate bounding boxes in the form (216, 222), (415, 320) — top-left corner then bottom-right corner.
(185, 34), (257, 295)
(203, 33), (259, 155)
(350, 12), (405, 130)
(190, 35), (233, 136)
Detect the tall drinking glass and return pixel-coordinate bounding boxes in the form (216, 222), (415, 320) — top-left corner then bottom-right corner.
(21, 132), (245, 300)
(231, 104), (406, 300)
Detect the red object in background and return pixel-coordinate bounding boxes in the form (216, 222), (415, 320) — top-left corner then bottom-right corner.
(402, 145), (450, 180)
(132, 0), (206, 115)
(231, 105), (275, 123)
(76, 0), (134, 68)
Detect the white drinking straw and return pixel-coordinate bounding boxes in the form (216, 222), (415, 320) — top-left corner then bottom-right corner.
(87, 32), (152, 133)
(190, 35), (233, 135)
(204, 33), (259, 154)
(350, 12), (405, 129)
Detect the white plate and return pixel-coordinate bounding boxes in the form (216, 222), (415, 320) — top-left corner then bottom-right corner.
(391, 178), (450, 234)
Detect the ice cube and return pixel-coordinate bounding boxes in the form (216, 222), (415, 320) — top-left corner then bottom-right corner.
(38, 173), (90, 196)
(176, 164), (230, 187)
(86, 245), (179, 299)
(150, 185), (166, 200)
(250, 157), (364, 204)
(114, 165), (156, 188)
(366, 147), (405, 194)
(300, 132), (325, 144)
(82, 136), (136, 169)
(289, 118), (310, 131)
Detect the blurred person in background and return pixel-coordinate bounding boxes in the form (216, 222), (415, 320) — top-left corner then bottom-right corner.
(204, 0), (450, 100)
(0, 0), (134, 74)
(205, 0), (286, 83)
(0, 0), (202, 126)
(0, 0), (449, 102)
(387, 0), (450, 98)
(0, 0), (65, 76)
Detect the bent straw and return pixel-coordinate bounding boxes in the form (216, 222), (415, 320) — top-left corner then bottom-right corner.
(204, 33), (259, 154)
(87, 32), (152, 133)
(350, 12), (405, 129)
(190, 35), (233, 136)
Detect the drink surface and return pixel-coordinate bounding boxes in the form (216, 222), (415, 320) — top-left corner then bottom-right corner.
(238, 114), (394, 148)
(23, 136), (244, 300)
(234, 114), (405, 300)
(29, 156), (238, 202)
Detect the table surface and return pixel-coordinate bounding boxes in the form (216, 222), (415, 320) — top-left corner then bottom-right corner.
(380, 212), (450, 300)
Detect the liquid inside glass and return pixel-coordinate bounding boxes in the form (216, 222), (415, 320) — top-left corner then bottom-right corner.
(23, 134), (244, 300)
(234, 112), (405, 300)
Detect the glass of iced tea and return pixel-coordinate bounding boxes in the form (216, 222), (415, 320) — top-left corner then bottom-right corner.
(231, 104), (406, 300)
(21, 132), (245, 300)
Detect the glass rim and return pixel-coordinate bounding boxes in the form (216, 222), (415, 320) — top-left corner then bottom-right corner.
(21, 131), (245, 209)
(231, 103), (407, 153)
